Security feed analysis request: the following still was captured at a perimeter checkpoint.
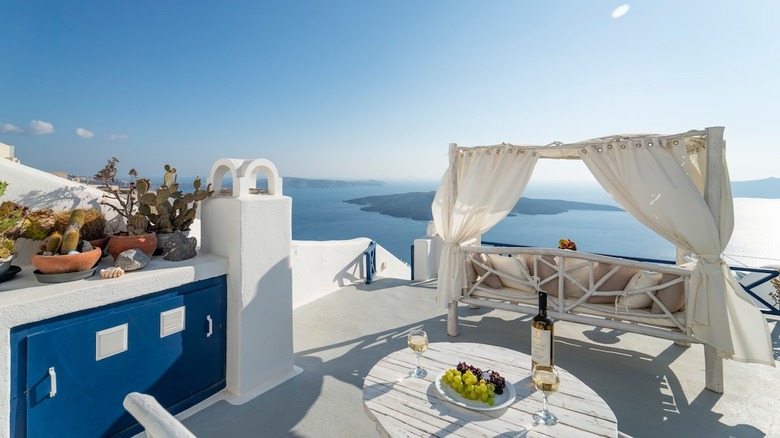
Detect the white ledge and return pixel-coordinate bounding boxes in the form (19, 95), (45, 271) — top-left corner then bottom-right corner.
(0, 252), (229, 330)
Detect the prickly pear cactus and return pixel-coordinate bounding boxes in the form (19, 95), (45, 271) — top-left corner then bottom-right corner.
(137, 165), (214, 234)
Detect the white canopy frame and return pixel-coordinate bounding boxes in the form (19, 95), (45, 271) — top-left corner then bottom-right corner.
(432, 126), (774, 392)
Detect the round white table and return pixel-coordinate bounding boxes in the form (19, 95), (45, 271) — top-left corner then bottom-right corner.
(363, 342), (618, 437)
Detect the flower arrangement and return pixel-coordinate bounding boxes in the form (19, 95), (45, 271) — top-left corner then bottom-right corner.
(558, 239), (577, 251)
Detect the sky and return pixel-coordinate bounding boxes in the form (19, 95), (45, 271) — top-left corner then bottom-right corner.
(2, 1), (779, 184)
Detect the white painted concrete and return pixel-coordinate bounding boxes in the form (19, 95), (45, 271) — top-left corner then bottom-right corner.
(0, 158), (105, 212)
(0, 143), (17, 163)
(201, 159), (300, 403)
(291, 238), (410, 309)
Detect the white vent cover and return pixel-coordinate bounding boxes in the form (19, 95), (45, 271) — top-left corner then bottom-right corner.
(160, 306), (186, 338)
(96, 324), (128, 361)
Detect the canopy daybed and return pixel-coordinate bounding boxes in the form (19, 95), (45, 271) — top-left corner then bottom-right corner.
(431, 126), (774, 394)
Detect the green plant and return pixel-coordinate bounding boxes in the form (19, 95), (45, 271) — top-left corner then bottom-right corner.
(39, 209), (91, 255)
(137, 164), (213, 233)
(0, 181), (26, 258)
(95, 157), (143, 233)
(50, 209), (106, 241)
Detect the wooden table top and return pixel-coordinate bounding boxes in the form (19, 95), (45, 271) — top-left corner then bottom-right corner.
(362, 342), (617, 437)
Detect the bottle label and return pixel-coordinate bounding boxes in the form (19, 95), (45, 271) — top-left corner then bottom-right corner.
(531, 327), (551, 366)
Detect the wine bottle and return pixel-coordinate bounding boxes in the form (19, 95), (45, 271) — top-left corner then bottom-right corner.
(531, 291), (554, 369)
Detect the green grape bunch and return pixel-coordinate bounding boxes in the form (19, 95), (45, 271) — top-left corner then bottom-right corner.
(440, 362), (507, 406)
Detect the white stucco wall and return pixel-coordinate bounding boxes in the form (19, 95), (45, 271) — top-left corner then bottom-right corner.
(0, 158), (105, 211)
(291, 238), (410, 309)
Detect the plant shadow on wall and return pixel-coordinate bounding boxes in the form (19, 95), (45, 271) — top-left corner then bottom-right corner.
(12, 187), (103, 214)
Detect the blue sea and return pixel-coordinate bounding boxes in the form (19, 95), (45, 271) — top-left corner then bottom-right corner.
(288, 181), (780, 268)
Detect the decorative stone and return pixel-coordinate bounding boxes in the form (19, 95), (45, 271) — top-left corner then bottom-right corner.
(114, 249), (151, 271)
(162, 231), (198, 261)
(100, 266), (125, 278)
(78, 240), (94, 253)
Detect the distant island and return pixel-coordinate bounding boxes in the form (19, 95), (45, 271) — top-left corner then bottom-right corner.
(281, 177), (385, 189)
(345, 192), (623, 221)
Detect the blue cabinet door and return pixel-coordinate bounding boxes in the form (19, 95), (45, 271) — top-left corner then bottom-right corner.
(20, 278), (226, 438)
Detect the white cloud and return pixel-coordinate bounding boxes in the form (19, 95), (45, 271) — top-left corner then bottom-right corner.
(0, 120), (55, 135)
(0, 123), (23, 134)
(611, 5), (630, 19)
(76, 128), (94, 139)
(106, 133), (128, 141)
(29, 120), (55, 135)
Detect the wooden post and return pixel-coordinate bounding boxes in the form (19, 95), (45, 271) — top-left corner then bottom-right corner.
(446, 143), (461, 337)
(703, 126), (725, 394)
(448, 301), (460, 336)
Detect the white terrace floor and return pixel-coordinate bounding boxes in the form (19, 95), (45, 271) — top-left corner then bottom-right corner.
(181, 278), (780, 438)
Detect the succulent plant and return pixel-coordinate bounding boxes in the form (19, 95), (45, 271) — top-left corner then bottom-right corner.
(49, 209), (106, 241)
(60, 228), (80, 254)
(0, 182), (25, 257)
(127, 213), (149, 235)
(0, 236), (13, 260)
(95, 157), (141, 231)
(137, 164), (214, 234)
(45, 232), (63, 254)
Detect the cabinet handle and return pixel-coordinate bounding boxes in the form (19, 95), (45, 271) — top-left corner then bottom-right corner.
(48, 367), (57, 398)
(206, 315), (213, 338)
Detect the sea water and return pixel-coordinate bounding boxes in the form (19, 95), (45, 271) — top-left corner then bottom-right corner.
(289, 181), (780, 268)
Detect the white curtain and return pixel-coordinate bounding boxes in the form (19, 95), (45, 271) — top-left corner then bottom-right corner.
(580, 138), (773, 365)
(432, 145), (539, 307)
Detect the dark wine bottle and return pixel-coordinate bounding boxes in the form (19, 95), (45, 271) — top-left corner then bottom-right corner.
(531, 291), (554, 370)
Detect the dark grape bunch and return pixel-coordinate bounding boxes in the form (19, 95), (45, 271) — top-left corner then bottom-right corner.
(456, 361), (506, 395)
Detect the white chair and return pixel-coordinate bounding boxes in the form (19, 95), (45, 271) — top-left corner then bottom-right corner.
(123, 392), (196, 438)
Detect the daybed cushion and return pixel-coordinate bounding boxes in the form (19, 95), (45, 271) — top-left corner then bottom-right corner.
(472, 253), (502, 289)
(652, 273), (686, 314)
(465, 258), (478, 284)
(535, 256), (559, 297)
(617, 270), (662, 309)
(560, 257), (593, 298)
(587, 263), (640, 304)
(487, 254), (534, 292)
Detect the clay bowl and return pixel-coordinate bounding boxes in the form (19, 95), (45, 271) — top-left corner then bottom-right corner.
(31, 248), (102, 275)
(107, 233), (157, 260)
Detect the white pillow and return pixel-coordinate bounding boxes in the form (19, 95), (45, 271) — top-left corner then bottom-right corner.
(618, 270), (662, 309)
(487, 254), (534, 292)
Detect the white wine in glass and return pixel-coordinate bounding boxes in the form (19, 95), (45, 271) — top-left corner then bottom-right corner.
(407, 329), (428, 378)
(532, 365), (560, 426)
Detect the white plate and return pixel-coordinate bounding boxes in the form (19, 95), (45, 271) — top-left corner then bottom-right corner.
(434, 370), (516, 411)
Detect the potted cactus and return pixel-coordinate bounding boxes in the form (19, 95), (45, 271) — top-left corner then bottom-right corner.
(136, 164), (213, 254)
(30, 209), (102, 275)
(94, 157), (157, 259)
(49, 209), (109, 250)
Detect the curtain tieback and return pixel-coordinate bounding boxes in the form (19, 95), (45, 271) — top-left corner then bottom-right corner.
(692, 256), (726, 326)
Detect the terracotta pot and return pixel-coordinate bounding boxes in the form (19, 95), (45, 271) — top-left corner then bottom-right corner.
(107, 233), (158, 260)
(31, 248), (102, 274)
(88, 236), (111, 251)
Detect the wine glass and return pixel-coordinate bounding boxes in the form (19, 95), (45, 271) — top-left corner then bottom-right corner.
(407, 329), (428, 378)
(531, 364), (560, 425)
